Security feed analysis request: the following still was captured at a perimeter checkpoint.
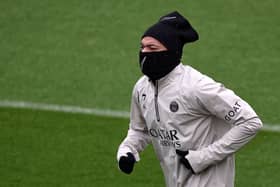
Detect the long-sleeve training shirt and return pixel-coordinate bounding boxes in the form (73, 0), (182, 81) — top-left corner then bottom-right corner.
(117, 63), (262, 187)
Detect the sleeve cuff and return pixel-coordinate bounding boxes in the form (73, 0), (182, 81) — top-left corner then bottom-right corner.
(117, 146), (140, 162)
(185, 150), (208, 174)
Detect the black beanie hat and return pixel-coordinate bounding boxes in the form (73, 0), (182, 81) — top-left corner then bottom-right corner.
(142, 11), (199, 56)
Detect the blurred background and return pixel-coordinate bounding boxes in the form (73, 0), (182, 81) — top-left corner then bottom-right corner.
(0, 0), (279, 186)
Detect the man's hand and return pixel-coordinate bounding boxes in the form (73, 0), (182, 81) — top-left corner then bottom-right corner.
(118, 152), (136, 174)
(176, 149), (195, 174)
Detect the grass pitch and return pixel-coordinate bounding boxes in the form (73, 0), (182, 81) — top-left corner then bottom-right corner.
(0, 0), (279, 123)
(0, 108), (279, 187)
(0, 0), (280, 186)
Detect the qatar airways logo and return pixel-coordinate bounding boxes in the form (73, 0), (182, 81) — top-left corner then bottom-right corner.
(148, 128), (181, 148)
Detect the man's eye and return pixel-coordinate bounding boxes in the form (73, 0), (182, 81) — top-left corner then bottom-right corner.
(149, 46), (159, 50)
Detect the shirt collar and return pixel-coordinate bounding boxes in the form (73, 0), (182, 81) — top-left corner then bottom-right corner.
(149, 63), (184, 87)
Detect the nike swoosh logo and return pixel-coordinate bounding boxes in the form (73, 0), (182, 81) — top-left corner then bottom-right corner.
(140, 56), (146, 71)
(161, 16), (177, 21)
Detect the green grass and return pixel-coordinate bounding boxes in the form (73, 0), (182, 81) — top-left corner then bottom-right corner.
(0, 108), (279, 187)
(0, 0), (279, 123)
(0, 107), (164, 187)
(0, 0), (279, 186)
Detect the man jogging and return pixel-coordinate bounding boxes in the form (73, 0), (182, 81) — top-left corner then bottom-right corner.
(117, 11), (262, 187)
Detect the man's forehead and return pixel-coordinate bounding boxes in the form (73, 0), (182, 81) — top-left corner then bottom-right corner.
(141, 36), (163, 46)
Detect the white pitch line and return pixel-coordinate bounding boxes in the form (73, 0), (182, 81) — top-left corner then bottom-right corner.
(0, 100), (129, 118)
(0, 100), (279, 132)
(261, 125), (280, 132)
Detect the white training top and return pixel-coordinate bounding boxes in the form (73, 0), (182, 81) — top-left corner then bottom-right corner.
(117, 63), (262, 187)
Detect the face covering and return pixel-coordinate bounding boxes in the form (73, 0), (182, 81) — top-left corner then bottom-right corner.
(139, 50), (181, 81)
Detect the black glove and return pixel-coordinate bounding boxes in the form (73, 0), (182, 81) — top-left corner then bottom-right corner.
(118, 152), (136, 174)
(176, 149), (195, 174)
